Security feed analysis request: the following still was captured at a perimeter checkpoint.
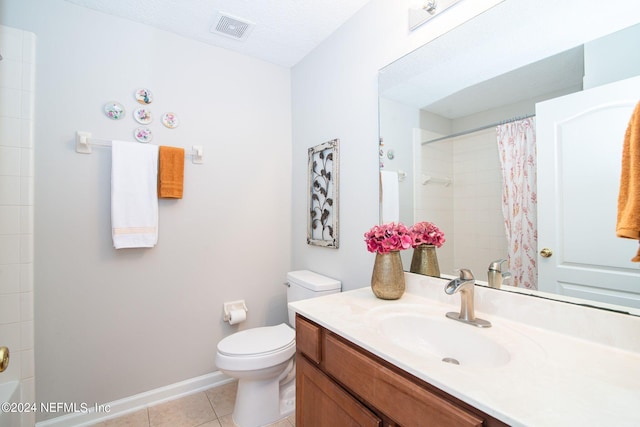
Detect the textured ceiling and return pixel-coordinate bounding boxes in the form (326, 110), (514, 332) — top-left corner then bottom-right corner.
(64, 0), (373, 67)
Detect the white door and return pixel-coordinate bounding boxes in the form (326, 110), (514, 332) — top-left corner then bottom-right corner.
(536, 75), (640, 309)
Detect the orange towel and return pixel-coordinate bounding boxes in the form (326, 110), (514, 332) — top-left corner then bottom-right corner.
(616, 100), (640, 262)
(158, 146), (184, 199)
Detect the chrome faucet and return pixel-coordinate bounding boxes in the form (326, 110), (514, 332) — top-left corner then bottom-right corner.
(487, 259), (511, 289)
(444, 269), (491, 328)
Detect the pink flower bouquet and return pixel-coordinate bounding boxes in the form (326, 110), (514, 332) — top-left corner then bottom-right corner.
(409, 222), (445, 248)
(364, 222), (413, 254)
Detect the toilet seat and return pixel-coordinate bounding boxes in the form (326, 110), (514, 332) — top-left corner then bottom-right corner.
(218, 323), (295, 357)
(216, 324), (296, 371)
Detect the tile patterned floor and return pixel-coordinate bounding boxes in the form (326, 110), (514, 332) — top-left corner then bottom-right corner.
(91, 381), (295, 427)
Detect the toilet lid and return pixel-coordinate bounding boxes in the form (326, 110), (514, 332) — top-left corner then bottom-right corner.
(218, 323), (295, 357)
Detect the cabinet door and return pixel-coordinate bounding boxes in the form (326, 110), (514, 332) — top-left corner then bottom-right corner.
(297, 354), (382, 427)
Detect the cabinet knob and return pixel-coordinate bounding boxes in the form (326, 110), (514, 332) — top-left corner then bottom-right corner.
(540, 248), (553, 258)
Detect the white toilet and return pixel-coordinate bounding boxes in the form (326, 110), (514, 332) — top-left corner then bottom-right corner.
(215, 270), (341, 427)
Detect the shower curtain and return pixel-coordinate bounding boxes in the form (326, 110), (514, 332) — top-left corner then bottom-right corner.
(497, 118), (537, 289)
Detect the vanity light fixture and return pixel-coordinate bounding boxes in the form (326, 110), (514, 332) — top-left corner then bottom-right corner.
(409, 0), (464, 31)
(423, 1), (438, 14)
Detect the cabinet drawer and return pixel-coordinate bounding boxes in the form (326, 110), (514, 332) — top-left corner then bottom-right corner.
(296, 314), (322, 364)
(323, 332), (483, 427)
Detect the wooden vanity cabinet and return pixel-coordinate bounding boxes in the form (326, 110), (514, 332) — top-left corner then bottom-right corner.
(296, 314), (508, 427)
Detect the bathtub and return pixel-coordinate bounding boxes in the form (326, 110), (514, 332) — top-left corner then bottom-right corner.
(0, 381), (21, 427)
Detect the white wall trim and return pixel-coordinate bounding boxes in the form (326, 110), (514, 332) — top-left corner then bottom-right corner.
(35, 371), (231, 427)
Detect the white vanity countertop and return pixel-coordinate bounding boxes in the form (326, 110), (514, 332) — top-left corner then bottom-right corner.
(289, 276), (640, 426)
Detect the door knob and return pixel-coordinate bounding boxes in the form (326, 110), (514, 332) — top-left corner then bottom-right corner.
(0, 346), (9, 373)
(540, 248), (553, 258)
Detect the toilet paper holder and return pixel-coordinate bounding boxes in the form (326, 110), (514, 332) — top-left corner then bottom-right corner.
(223, 300), (248, 323)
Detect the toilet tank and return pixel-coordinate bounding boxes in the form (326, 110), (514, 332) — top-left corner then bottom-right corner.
(286, 270), (341, 327)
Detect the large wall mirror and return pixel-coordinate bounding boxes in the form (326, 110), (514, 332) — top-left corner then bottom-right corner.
(378, 0), (640, 314)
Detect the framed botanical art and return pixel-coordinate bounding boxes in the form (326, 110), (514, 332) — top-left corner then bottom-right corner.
(307, 139), (340, 248)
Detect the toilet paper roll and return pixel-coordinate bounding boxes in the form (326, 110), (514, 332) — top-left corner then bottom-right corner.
(228, 309), (247, 325)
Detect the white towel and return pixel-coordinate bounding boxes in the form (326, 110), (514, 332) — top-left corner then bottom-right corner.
(380, 170), (400, 224)
(111, 140), (159, 249)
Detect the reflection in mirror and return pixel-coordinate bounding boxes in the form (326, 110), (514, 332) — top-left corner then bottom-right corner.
(378, 0), (640, 314)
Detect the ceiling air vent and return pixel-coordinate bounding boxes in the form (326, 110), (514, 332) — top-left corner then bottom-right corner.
(210, 12), (254, 41)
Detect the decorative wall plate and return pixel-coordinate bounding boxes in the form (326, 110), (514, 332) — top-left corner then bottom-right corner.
(104, 102), (125, 120)
(161, 112), (179, 129)
(135, 88), (153, 105)
(134, 108), (152, 124)
(134, 127), (153, 143)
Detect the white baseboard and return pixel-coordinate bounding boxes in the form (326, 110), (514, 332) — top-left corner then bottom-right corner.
(36, 371), (232, 427)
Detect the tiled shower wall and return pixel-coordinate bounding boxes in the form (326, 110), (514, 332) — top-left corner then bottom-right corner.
(451, 128), (507, 278)
(417, 128), (507, 277)
(0, 24), (36, 426)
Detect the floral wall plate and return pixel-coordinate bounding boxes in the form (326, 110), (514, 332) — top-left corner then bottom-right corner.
(104, 102), (125, 120)
(134, 127), (153, 143)
(134, 108), (152, 124)
(161, 112), (179, 129)
(135, 88), (153, 105)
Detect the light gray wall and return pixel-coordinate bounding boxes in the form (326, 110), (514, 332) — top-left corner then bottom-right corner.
(1, 0), (292, 420)
(290, 0), (503, 290)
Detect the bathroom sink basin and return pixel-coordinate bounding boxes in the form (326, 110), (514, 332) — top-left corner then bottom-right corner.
(376, 312), (510, 368)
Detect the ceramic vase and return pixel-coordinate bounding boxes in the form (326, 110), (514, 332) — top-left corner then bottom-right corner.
(409, 244), (440, 277)
(371, 250), (405, 300)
